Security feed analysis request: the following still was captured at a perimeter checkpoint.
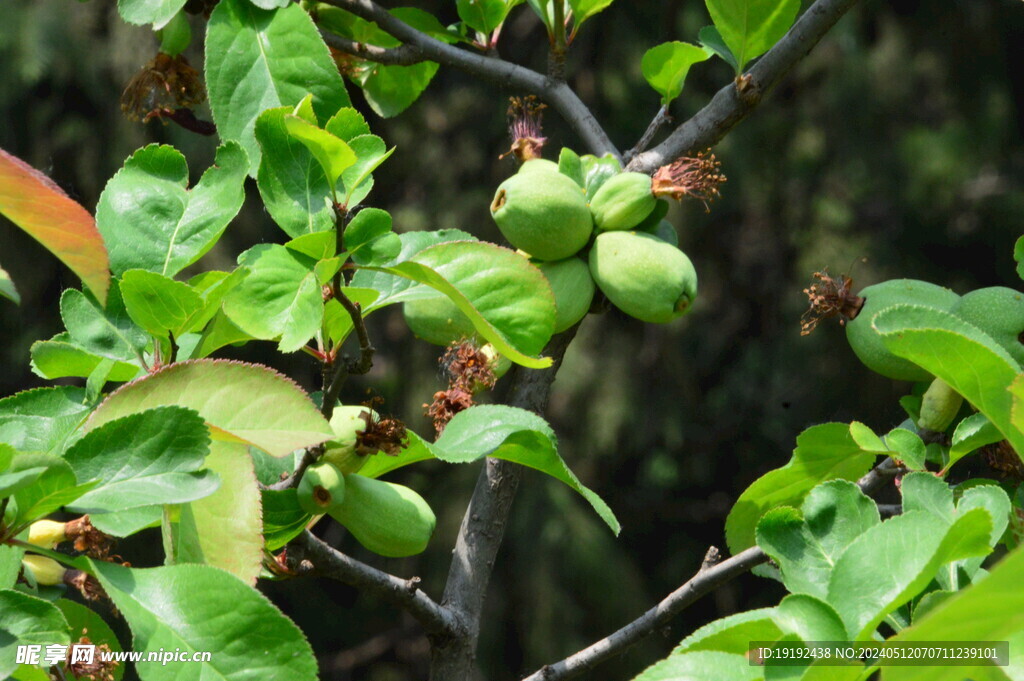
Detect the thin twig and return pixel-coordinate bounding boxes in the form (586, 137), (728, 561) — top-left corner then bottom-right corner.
(627, 0), (862, 173)
(315, 0), (619, 159)
(623, 106), (671, 165)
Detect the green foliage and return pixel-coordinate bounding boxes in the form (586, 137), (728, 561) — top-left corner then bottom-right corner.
(705, 0), (801, 73)
(642, 42), (712, 106)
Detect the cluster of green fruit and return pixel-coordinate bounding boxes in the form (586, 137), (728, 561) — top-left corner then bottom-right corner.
(404, 153), (700, 349)
(298, 407), (436, 557)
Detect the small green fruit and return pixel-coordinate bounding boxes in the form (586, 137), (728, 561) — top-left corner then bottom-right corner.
(589, 172), (657, 232)
(951, 286), (1024, 366)
(328, 474), (436, 557)
(845, 279), (959, 381)
(159, 11), (192, 57)
(298, 462), (346, 515)
(490, 170), (593, 261)
(22, 555), (68, 586)
(917, 378), (963, 434)
(588, 231), (697, 323)
(517, 159), (560, 174)
(27, 520), (66, 548)
(537, 257), (595, 333)
(321, 406), (378, 473)
(403, 295), (475, 347)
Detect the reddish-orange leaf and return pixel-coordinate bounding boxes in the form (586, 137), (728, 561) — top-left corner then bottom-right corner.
(0, 147), (110, 304)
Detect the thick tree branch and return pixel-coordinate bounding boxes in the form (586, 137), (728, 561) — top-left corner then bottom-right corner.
(521, 455), (902, 681)
(289, 530), (460, 640)
(317, 0), (619, 159)
(321, 31), (425, 66)
(627, 0), (861, 173)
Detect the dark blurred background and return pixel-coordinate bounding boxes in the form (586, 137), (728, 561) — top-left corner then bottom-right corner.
(2, 0), (1023, 679)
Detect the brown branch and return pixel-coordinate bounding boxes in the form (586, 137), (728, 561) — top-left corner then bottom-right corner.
(315, 0), (619, 159)
(627, 0), (862, 173)
(321, 31), (425, 66)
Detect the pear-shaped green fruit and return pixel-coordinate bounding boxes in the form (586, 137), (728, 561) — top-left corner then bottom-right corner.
(298, 462), (346, 515)
(328, 474), (436, 557)
(917, 378), (963, 434)
(403, 295), (475, 347)
(537, 257), (595, 333)
(845, 279), (959, 381)
(159, 11), (192, 57)
(517, 159), (560, 174)
(321, 406), (377, 473)
(589, 172), (657, 232)
(588, 231), (697, 323)
(951, 286), (1024, 366)
(490, 170), (593, 261)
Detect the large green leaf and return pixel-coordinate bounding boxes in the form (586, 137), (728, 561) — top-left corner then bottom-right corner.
(673, 608), (782, 656)
(0, 386), (89, 453)
(725, 422), (885, 553)
(65, 407), (218, 514)
(344, 208), (401, 266)
(0, 590), (70, 672)
(95, 143), (248, 277)
(0, 452), (61, 500)
(631, 651), (762, 681)
(698, 25), (739, 70)
(222, 244), (323, 352)
(352, 62), (440, 119)
(456, 0), (511, 33)
(0, 545), (25, 590)
(262, 489), (310, 551)
(705, 0), (801, 72)
(283, 113), (356, 191)
(11, 456), (96, 524)
(121, 270), (204, 339)
(0, 147), (110, 304)
(641, 41), (712, 106)
(874, 305), (1024, 458)
(205, 0), (351, 173)
(30, 335), (141, 383)
(948, 413), (1003, 472)
(568, 0), (615, 28)
(85, 359), (333, 456)
(117, 0), (187, 27)
(61, 283), (149, 364)
(175, 442), (263, 584)
(350, 229), (476, 304)
(92, 561), (317, 680)
(360, 405), (619, 534)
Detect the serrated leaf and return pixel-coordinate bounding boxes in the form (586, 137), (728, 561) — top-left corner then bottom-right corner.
(175, 442), (262, 584)
(350, 229), (477, 303)
(283, 113), (357, 189)
(30, 335), (142, 382)
(568, 0), (614, 27)
(184, 267), (251, 335)
(874, 305), (1024, 459)
(351, 61), (440, 119)
(0, 387), (90, 453)
(456, 0), (510, 33)
(705, 0), (800, 72)
(0, 591), (70, 667)
(641, 41), (712, 106)
(89, 506), (163, 538)
(61, 283), (148, 364)
(96, 143), (248, 277)
(91, 561), (318, 680)
(631, 651), (761, 681)
(884, 428), (927, 471)
(85, 359), (333, 456)
(360, 404), (619, 534)
(0, 147), (110, 304)
(726, 422), (884, 553)
(580, 153), (622, 200)
(262, 489), (310, 551)
(187, 310), (255, 359)
(948, 413), (1003, 472)
(0, 265), (18, 304)
(698, 25), (739, 70)
(205, 0), (351, 173)
(11, 456), (96, 524)
(117, 0), (187, 26)
(121, 270), (204, 339)
(0, 545), (25, 590)
(346, 208), (395, 264)
(673, 608), (781, 655)
(0, 453), (60, 499)
(222, 244), (323, 352)
(65, 407), (217, 513)
(338, 135), (393, 207)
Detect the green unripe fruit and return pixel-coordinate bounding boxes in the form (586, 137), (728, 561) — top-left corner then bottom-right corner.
(28, 520), (66, 548)
(22, 555), (67, 586)
(298, 462), (346, 515)
(321, 406), (378, 473)
(403, 295), (475, 347)
(951, 286), (1024, 366)
(537, 257), (595, 333)
(480, 343), (511, 379)
(588, 231), (697, 323)
(589, 172), (657, 232)
(845, 279), (959, 381)
(490, 171), (593, 261)
(159, 11), (192, 57)
(917, 378), (963, 434)
(517, 159), (560, 174)
(328, 474), (436, 557)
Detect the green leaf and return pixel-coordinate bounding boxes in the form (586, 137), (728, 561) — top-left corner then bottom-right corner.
(11, 456), (95, 523)
(875, 305), (1024, 458)
(1016, 235), (1024, 282)
(61, 283), (148, 364)
(286, 231), (337, 260)
(346, 208), (401, 266)
(0, 387), (90, 453)
(91, 561), (318, 680)
(55, 600), (125, 680)
(456, 0), (511, 33)
(373, 241), (556, 367)
(121, 270), (204, 339)
(350, 62), (440, 119)
(283, 112), (357, 190)
(89, 506), (163, 537)
(323, 288), (381, 344)
(0, 453), (61, 500)
(705, 0), (800, 72)
(0, 265), (18, 304)
(725, 422), (884, 553)
(205, 0), (351, 173)
(756, 480), (880, 601)
(184, 267), (251, 334)
(96, 143), (248, 277)
(883, 428), (927, 471)
(580, 153), (623, 200)
(188, 311), (255, 359)
(248, 0), (291, 8)
(948, 413), (1003, 471)
(64, 407), (218, 514)
(255, 107), (335, 238)
(557, 148), (584, 186)
(0, 590), (70, 672)
(117, 0), (187, 26)
(773, 594), (849, 644)
(884, 545), (1024, 681)
(338, 135), (394, 206)
(31, 335), (142, 382)
(262, 489), (311, 551)
(174, 442), (263, 584)
(361, 405), (619, 534)
(85, 359), (334, 456)
(631, 651), (761, 681)
(674, 608), (782, 655)
(0, 545), (25, 590)
(698, 25), (739, 70)
(350, 229), (476, 303)
(222, 244), (324, 352)
(568, 0), (614, 27)
(827, 508), (993, 640)
(641, 41), (712, 106)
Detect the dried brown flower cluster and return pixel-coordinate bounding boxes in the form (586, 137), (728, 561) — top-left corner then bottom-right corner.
(505, 95), (548, 163)
(800, 270), (864, 336)
(120, 53), (207, 124)
(425, 341), (498, 435)
(64, 515), (115, 560)
(65, 631), (119, 681)
(355, 397), (408, 457)
(651, 150), (726, 209)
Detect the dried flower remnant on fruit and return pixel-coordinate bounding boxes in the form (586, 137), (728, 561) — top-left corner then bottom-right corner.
(426, 387), (475, 436)
(651, 150), (726, 209)
(65, 569), (111, 606)
(425, 341), (498, 435)
(120, 53), (207, 124)
(355, 397), (408, 457)
(800, 270), (865, 335)
(65, 515), (115, 560)
(66, 631), (119, 681)
(504, 95), (548, 163)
